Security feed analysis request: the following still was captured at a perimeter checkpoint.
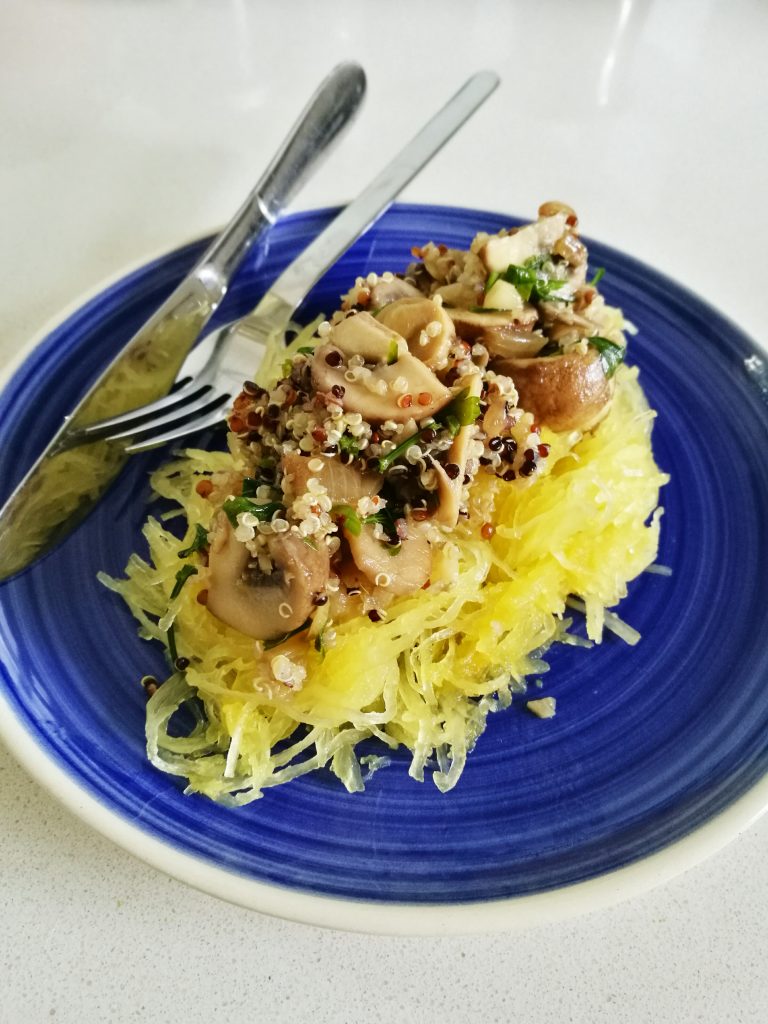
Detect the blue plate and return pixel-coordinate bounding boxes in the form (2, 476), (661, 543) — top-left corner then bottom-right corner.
(1, 204), (768, 932)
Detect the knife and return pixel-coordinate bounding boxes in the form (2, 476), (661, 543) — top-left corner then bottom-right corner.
(0, 69), (500, 582)
(0, 62), (367, 581)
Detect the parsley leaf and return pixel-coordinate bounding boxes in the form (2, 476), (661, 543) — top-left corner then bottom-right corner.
(488, 254), (571, 304)
(263, 618), (312, 652)
(441, 387), (482, 429)
(177, 524), (209, 559)
(338, 433), (360, 459)
(588, 336), (625, 378)
(332, 504), (362, 536)
(170, 564), (199, 600)
(222, 497), (284, 528)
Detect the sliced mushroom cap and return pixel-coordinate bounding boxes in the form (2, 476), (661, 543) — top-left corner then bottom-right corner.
(281, 451), (380, 504)
(311, 312), (452, 424)
(494, 348), (613, 433)
(447, 308), (544, 358)
(538, 301), (597, 344)
(432, 280), (485, 308)
(206, 515), (329, 640)
(328, 310), (407, 363)
(344, 518), (431, 596)
(480, 213), (569, 272)
(369, 276), (423, 307)
(432, 372), (483, 528)
(375, 296), (454, 370)
(483, 394), (515, 437)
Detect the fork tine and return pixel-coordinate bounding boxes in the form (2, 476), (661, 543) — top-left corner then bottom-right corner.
(79, 325), (226, 438)
(80, 378), (212, 437)
(106, 386), (230, 442)
(123, 401), (230, 453)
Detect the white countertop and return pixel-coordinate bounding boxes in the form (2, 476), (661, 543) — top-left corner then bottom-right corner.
(1, 1), (767, 1021)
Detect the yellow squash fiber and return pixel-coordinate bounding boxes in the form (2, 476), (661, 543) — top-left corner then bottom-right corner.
(101, 365), (668, 802)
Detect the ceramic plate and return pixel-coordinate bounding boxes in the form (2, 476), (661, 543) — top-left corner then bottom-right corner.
(1, 204), (768, 934)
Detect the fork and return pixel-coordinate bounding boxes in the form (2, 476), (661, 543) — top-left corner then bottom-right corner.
(76, 71), (500, 454)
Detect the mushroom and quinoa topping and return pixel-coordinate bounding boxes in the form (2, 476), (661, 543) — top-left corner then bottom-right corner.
(201, 204), (628, 643)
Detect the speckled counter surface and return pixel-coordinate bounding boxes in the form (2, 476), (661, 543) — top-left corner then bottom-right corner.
(1, 2), (767, 1021)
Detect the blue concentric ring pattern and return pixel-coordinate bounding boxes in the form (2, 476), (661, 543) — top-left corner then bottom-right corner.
(1, 205), (767, 903)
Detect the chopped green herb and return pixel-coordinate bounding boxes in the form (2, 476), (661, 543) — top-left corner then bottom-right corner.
(167, 624), (178, 663)
(588, 267), (605, 287)
(177, 523), (208, 558)
(362, 510), (388, 527)
(170, 564), (198, 601)
(222, 497), (284, 528)
(588, 336), (625, 378)
(387, 339), (400, 365)
(489, 255), (571, 304)
(263, 618), (312, 652)
(332, 503), (362, 536)
(377, 389), (480, 472)
(376, 425), (429, 473)
(241, 477), (257, 497)
(537, 341), (561, 358)
(338, 433), (360, 459)
(444, 413), (461, 437)
(442, 387), (482, 429)
(297, 345), (316, 355)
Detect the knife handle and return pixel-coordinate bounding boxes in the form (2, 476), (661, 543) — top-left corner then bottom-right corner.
(193, 62), (366, 302)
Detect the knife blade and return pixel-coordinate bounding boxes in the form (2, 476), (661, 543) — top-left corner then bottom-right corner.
(0, 62), (367, 581)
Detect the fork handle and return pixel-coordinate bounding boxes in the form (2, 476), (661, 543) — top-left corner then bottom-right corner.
(266, 70), (499, 312)
(190, 62), (366, 301)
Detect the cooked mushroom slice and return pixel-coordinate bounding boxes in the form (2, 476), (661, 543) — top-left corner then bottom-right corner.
(375, 297), (454, 370)
(206, 516), (329, 641)
(340, 275), (422, 312)
(494, 348), (613, 433)
(328, 310), (407, 363)
(431, 373), (483, 528)
(369, 276), (423, 308)
(281, 451), (380, 504)
(538, 301), (597, 345)
(447, 308), (543, 357)
(480, 213), (569, 272)
(345, 518), (431, 596)
(482, 394), (516, 437)
(432, 280), (485, 308)
(311, 312), (452, 424)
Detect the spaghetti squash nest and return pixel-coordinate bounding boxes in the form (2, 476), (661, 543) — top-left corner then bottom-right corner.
(102, 365), (667, 802)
